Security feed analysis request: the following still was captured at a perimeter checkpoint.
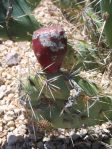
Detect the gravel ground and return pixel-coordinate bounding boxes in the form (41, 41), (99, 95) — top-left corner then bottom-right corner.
(0, 40), (43, 149)
(0, 0), (112, 149)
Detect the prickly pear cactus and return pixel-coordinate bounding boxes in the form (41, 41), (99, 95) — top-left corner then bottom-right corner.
(0, 0), (41, 40)
(34, 95), (112, 128)
(24, 71), (70, 103)
(52, 0), (85, 24)
(24, 70), (112, 128)
(23, 24), (112, 129)
(100, 0), (112, 47)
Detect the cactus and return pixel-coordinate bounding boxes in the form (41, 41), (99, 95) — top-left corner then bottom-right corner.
(24, 70), (112, 128)
(23, 25), (112, 129)
(100, 0), (112, 48)
(25, 71), (70, 102)
(0, 0), (41, 40)
(52, 0), (86, 24)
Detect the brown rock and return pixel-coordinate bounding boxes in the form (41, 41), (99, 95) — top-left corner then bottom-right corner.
(0, 77), (5, 85)
(0, 131), (7, 138)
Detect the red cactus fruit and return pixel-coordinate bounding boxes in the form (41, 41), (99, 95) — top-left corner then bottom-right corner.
(32, 26), (67, 73)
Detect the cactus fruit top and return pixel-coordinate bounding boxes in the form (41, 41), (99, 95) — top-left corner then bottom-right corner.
(32, 26), (67, 73)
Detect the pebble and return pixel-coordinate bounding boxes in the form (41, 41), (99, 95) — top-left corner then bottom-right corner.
(0, 126), (3, 132)
(4, 114), (14, 121)
(0, 131), (8, 138)
(8, 127), (15, 131)
(77, 128), (87, 138)
(6, 52), (20, 67)
(6, 145), (16, 149)
(91, 142), (105, 149)
(7, 93), (14, 100)
(0, 85), (7, 99)
(71, 133), (80, 141)
(18, 114), (25, 120)
(43, 137), (50, 142)
(13, 124), (27, 136)
(0, 106), (4, 116)
(6, 110), (15, 116)
(0, 77), (5, 85)
(4, 40), (13, 46)
(37, 141), (44, 149)
(7, 121), (15, 127)
(7, 132), (17, 145)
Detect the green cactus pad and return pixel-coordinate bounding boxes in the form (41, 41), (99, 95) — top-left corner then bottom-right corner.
(24, 72), (70, 103)
(62, 44), (76, 70)
(33, 95), (112, 128)
(101, 0), (112, 48)
(23, 70), (112, 128)
(43, 73), (70, 100)
(0, 0), (41, 40)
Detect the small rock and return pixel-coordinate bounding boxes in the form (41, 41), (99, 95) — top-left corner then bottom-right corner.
(1, 136), (6, 147)
(14, 108), (21, 114)
(8, 127), (15, 131)
(6, 110), (15, 116)
(71, 133), (80, 141)
(18, 114), (25, 120)
(43, 137), (50, 142)
(7, 121), (15, 127)
(75, 142), (91, 149)
(18, 124), (27, 130)
(7, 93), (14, 100)
(0, 138), (1, 145)
(7, 132), (17, 145)
(15, 143), (24, 149)
(0, 120), (3, 126)
(13, 128), (19, 135)
(6, 52), (20, 67)
(0, 85), (7, 99)
(0, 131), (7, 138)
(0, 77), (5, 85)
(6, 74), (12, 80)
(44, 141), (55, 149)
(0, 126), (3, 132)
(77, 128), (87, 138)
(6, 145), (15, 149)
(14, 124), (27, 136)
(37, 141), (44, 149)
(0, 44), (6, 51)
(4, 40), (13, 46)
(0, 106), (5, 116)
(103, 128), (110, 134)
(4, 114), (14, 122)
(92, 142), (106, 149)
